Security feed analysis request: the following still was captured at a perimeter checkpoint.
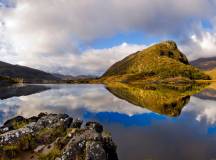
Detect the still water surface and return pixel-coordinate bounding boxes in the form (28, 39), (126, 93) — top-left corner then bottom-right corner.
(0, 84), (216, 160)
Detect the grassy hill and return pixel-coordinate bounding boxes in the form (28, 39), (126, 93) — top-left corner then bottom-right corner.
(205, 69), (216, 80)
(0, 61), (59, 83)
(101, 41), (210, 83)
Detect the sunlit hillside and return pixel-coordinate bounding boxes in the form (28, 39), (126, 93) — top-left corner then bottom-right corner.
(102, 41), (210, 83)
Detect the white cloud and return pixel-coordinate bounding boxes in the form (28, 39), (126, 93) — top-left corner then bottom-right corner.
(180, 30), (216, 61)
(0, 0), (216, 74)
(184, 97), (216, 125)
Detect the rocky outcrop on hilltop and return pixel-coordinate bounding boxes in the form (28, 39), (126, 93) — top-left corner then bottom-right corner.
(102, 41), (210, 82)
(0, 113), (118, 160)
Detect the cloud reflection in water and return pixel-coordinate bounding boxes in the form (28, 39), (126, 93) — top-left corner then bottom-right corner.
(1, 84), (216, 160)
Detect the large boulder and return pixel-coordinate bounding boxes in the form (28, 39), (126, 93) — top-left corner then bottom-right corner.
(0, 113), (118, 160)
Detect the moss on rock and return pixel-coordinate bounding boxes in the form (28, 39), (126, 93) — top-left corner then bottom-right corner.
(0, 113), (118, 160)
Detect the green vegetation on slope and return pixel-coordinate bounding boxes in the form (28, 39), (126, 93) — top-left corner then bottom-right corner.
(102, 41), (210, 82)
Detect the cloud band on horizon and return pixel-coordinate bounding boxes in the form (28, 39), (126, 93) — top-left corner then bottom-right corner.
(0, 0), (216, 75)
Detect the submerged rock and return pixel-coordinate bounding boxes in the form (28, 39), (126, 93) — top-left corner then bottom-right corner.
(0, 113), (118, 160)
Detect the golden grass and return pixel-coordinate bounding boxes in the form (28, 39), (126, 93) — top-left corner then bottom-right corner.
(207, 82), (216, 90)
(196, 80), (216, 83)
(205, 68), (216, 80)
(102, 41), (209, 82)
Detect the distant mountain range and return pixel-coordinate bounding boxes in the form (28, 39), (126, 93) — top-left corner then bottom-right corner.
(52, 73), (98, 80)
(190, 57), (216, 80)
(0, 61), (98, 85)
(0, 61), (59, 83)
(190, 57), (216, 70)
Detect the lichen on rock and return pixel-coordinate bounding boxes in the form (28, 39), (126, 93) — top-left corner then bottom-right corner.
(0, 113), (118, 160)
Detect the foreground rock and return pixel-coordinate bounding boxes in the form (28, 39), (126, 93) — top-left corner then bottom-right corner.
(0, 113), (118, 160)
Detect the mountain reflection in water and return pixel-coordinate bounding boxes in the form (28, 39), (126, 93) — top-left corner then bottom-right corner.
(0, 84), (50, 100)
(0, 83), (216, 160)
(0, 82), (207, 117)
(106, 82), (206, 117)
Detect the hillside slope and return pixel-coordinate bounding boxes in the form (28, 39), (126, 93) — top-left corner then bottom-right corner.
(102, 41), (209, 82)
(0, 61), (59, 82)
(190, 57), (216, 80)
(191, 57), (216, 70)
(205, 69), (216, 80)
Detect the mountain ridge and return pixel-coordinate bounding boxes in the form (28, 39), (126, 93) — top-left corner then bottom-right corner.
(191, 57), (216, 70)
(0, 61), (59, 83)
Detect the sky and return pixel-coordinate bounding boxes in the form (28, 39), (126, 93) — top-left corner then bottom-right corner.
(0, 0), (216, 76)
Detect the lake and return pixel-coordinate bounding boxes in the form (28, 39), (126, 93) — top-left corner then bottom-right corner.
(0, 83), (216, 160)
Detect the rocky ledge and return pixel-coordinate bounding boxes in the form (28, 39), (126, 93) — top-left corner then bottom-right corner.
(0, 113), (118, 160)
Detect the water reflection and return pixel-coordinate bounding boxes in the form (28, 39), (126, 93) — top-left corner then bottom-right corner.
(0, 83), (216, 160)
(83, 96), (216, 160)
(0, 84), (150, 124)
(0, 84), (50, 100)
(195, 88), (216, 100)
(106, 82), (206, 117)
